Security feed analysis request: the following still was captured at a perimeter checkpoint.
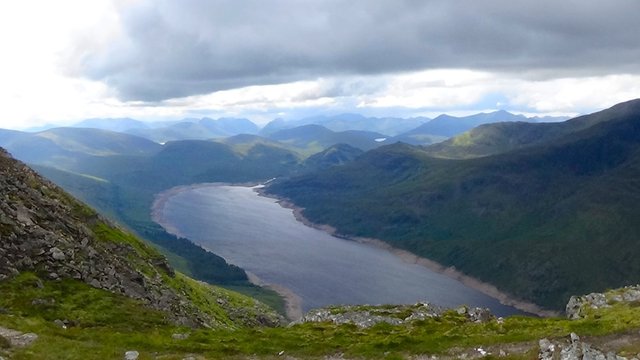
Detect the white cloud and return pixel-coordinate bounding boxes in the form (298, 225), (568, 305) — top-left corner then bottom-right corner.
(359, 70), (496, 109)
(507, 74), (640, 113)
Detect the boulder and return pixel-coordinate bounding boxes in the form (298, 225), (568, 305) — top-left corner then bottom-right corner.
(124, 350), (139, 360)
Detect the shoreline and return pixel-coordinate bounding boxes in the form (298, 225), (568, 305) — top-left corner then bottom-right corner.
(151, 183), (305, 321)
(152, 182), (560, 319)
(246, 271), (303, 320)
(256, 188), (560, 318)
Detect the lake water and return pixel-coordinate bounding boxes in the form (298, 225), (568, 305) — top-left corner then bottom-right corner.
(159, 184), (520, 316)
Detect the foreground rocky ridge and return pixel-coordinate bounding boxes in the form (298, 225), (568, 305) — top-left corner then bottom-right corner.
(293, 286), (640, 359)
(0, 148), (280, 328)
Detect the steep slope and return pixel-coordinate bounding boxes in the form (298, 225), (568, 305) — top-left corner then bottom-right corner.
(266, 99), (640, 309)
(425, 100), (640, 159)
(0, 148), (280, 330)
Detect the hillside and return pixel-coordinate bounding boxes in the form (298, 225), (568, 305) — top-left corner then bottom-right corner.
(302, 143), (364, 170)
(266, 99), (640, 310)
(393, 111), (569, 146)
(424, 102), (639, 159)
(267, 124), (387, 154)
(0, 147), (281, 328)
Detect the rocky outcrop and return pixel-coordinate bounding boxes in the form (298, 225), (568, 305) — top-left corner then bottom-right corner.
(295, 302), (494, 328)
(0, 326), (38, 348)
(0, 148), (275, 328)
(566, 285), (640, 319)
(539, 333), (636, 360)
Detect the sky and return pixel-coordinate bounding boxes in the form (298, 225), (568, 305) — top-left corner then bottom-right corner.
(1, 0), (640, 130)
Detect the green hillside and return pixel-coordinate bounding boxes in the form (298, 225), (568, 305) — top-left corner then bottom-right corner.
(425, 100), (640, 159)
(267, 124), (388, 155)
(267, 99), (640, 310)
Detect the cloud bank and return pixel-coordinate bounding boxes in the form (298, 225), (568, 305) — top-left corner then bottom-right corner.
(75, 0), (640, 101)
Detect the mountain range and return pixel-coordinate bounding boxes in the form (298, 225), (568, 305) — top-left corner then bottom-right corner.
(20, 110), (564, 146)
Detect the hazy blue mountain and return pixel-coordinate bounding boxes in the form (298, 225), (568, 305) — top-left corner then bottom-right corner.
(261, 114), (428, 136)
(395, 110), (527, 142)
(72, 117), (151, 132)
(0, 128), (26, 143)
(125, 117), (259, 143)
(0, 127), (161, 169)
(200, 117), (259, 135)
(267, 124), (388, 154)
(529, 115), (571, 122)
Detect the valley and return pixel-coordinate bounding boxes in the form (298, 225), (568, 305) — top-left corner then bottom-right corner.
(1, 101), (640, 358)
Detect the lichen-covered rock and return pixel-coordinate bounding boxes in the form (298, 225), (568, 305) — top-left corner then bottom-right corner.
(295, 302), (495, 328)
(538, 333), (631, 360)
(566, 285), (640, 319)
(0, 326), (38, 348)
(538, 338), (555, 360)
(456, 306), (495, 323)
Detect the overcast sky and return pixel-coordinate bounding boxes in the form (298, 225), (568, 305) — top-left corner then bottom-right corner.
(1, 0), (640, 129)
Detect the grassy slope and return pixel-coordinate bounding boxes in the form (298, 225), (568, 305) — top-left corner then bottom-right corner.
(3, 274), (640, 359)
(267, 101), (640, 310)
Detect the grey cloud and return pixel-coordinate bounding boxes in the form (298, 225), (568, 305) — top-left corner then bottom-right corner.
(76, 0), (640, 101)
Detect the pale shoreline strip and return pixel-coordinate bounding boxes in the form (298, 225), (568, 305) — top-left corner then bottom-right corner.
(246, 271), (303, 320)
(151, 182), (560, 319)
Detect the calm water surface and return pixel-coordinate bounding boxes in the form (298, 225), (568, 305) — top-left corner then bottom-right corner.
(160, 184), (520, 316)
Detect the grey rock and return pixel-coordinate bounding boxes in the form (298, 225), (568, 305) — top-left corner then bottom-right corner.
(567, 293), (608, 319)
(172, 333), (189, 340)
(297, 303), (450, 328)
(467, 307), (494, 323)
(0, 326), (38, 347)
(49, 247), (66, 261)
(539, 338), (555, 360)
(53, 319), (67, 329)
(540, 333), (628, 360)
(124, 350), (140, 360)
